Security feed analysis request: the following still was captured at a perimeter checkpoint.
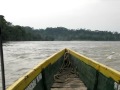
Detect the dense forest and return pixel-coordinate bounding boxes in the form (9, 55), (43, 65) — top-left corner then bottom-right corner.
(1, 15), (120, 41)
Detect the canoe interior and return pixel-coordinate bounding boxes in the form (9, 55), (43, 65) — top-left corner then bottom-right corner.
(7, 48), (120, 90)
(71, 55), (115, 90)
(51, 56), (87, 90)
(42, 55), (64, 90)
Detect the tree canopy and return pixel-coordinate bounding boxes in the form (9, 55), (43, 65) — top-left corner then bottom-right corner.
(1, 16), (120, 41)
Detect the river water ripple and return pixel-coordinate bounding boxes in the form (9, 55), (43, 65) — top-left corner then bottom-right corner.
(0, 41), (120, 89)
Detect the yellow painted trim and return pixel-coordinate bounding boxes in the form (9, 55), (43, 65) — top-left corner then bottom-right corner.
(67, 48), (120, 83)
(7, 49), (65, 90)
(7, 48), (120, 90)
(7, 68), (42, 90)
(41, 49), (65, 68)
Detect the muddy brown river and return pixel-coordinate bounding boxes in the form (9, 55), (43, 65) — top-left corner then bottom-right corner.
(0, 41), (120, 89)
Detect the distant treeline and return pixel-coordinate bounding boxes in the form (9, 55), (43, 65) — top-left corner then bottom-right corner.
(1, 16), (120, 41)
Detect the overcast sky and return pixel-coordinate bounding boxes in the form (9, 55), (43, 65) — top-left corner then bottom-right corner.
(0, 0), (120, 32)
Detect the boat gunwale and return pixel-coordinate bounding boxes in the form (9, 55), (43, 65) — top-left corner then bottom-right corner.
(7, 48), (120, 90)
(7, 49), (65, 90)
(67, 48), (120, 83)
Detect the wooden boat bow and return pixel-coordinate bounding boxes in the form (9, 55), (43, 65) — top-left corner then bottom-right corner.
(7, 48), (120, 90)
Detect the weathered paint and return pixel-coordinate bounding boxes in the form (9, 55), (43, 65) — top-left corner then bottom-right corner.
(68, 48), (120, 90)
(68, 48), (120, 83)
(70, 54), (120, 90)
(25, 73), (43, 90)
(6, 48), (120, 90)
(96, 73), (114, 90)
(42, 56), (63, 90)
(7, 49), (65, 90)
(114, 82), (120, 90)
(70, 55), (97, 90)
(6, 68), (43, 90)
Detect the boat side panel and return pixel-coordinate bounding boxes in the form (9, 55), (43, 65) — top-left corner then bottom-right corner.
(34, 79), (44, 90)
(7, 49), (65, 90)
(25, 74), (44, 90)
(42, 56), (63, 90)
(97, 73), (114, 90)
(70, 55), (116, 90)
(70, 55), (97, 90)
(68, 48), (120, 83)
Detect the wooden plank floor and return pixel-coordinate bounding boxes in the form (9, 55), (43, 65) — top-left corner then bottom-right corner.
(51, 68), (87, 90)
